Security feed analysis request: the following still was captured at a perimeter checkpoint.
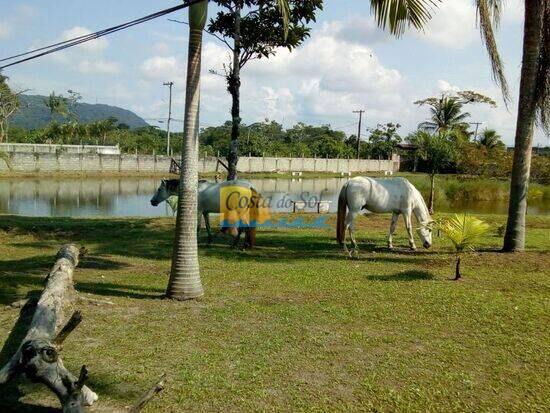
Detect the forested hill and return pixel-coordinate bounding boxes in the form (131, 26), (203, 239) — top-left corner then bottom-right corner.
(10, 95), (149, 130)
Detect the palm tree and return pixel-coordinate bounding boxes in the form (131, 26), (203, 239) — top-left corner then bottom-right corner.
(414, 91), (496, 137)
(502, 0), (549, 251)
(428, 95), (470, 132)
(364, 0), (549, 252)
(166, 0), (208, 300)
(478, 128), (505, 151)
(437, 214), (490, 280)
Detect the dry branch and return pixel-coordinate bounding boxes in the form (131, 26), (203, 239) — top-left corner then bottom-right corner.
(129, 373), (166, 413)
(0, 245), (98, 411)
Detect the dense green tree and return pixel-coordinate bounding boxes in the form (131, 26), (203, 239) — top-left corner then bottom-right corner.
(367, 123), (402, 159)
(207, 0), (323, 180)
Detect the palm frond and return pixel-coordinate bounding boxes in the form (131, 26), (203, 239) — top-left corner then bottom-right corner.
(370, 0), (440, 37)
(437, 214), (490, 253)
(277, 0), (290, 39)
(475, 0), (510, 105)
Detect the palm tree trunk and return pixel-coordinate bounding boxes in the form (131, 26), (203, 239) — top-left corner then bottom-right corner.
(503, 0), (543, 252)
(428, 173), (435, 214)
(453, 255), (462, 281)
(166, 1), (207, 300)
(227, 2), (241, 181)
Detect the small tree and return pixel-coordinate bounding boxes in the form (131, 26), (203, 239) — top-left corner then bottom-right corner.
(437, 214), (490, 280)
(0, 75), (20, 143)
(409, 131), (456, 214)
(44, 92), (69, 118)
(207, 0), (323, 180)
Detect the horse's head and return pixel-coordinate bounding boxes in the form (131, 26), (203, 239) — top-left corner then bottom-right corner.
(150, 179), (171, 206)
(416, 223), (433, 249)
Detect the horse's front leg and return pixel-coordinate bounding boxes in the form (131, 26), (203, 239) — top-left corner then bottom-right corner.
(388, 212), (399, 250)
(403, 211), (417, 251)
(196, 210), (202, 237)
(232, 227), (243, 249)
(203, 212), (213, 244)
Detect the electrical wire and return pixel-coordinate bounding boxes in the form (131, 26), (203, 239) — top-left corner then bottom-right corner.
(0, 0), (207, 70)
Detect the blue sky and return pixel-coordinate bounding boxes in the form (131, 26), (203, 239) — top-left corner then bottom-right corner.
(0, 0), (546, 145)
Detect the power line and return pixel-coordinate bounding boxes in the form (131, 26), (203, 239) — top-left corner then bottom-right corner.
(0, 0), (207, 70)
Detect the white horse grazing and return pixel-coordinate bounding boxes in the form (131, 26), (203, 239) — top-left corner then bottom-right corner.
(150, 179), (260, 247)
(337, 177), (433, 255)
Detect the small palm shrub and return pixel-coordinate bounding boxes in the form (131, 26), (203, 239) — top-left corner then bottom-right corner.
(166, 196), (178, 216)
(437, 214), (490, 280)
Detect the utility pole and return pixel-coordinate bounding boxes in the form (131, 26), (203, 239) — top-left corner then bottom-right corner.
(163, 81), (174, 156)
(353, 110), (365, 159)
(469, 122), (482, 142)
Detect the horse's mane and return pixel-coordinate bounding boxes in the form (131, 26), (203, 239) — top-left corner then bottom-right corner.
(165, 179), (179, 191)
(411, 185), (430, 221)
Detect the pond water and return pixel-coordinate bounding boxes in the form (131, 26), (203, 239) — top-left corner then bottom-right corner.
(0, 177), (548, 217)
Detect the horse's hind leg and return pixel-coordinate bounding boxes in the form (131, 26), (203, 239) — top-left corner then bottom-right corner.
(346, 211), (359, 257)
(388, 212), (399, 250)
(203, 212), (213, 244)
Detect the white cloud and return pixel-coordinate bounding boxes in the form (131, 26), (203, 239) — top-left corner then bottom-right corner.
(437, 80), (461, 93)
(322, 17), (389, 46)
(228, 30), (406, 127)
(0, 4), (37, 39)
(41, 25), (120, 76)
(141, 56), (181, 80)
(153, 42), (172, 56)
(61, 26), (108, 53)
(78, 60), (120, 75)
(413, 0), (478, 49)
(0, 24), (11, 39)
(136, 21), (409, 131)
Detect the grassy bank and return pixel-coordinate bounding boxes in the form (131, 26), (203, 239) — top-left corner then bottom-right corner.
(0, 213), (548, 412)
(403, 174), (550, 202)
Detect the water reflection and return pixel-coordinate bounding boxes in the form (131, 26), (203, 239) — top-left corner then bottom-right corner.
(0, 177), (548, 217)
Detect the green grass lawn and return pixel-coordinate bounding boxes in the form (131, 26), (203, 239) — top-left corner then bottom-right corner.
(0, 213), (549, 412)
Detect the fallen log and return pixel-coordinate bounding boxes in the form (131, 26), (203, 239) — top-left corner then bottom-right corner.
(0, 244), (98, 411)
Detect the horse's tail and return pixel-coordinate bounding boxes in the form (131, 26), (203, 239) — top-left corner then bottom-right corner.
(336, 182), (349, 245)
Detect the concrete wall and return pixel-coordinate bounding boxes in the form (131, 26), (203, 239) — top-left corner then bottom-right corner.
(0, 143), (121, 155)
(0, 152), (400, 174)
